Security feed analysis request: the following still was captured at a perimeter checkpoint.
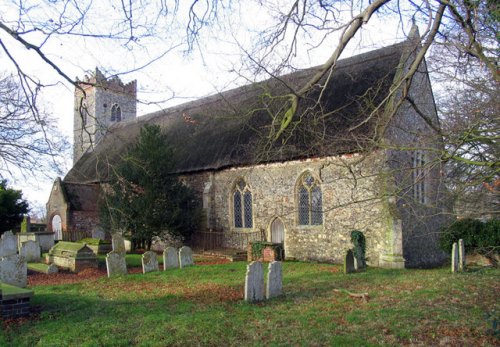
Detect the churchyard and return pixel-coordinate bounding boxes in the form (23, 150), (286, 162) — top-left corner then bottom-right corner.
(1, 256), (498, 346)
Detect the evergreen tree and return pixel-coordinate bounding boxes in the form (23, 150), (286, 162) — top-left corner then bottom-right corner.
(0, 180), (29, 233)
(100, 124), (200, 249)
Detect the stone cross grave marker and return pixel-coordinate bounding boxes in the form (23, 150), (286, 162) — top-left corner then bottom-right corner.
(163, 247), (179, 270)
(245, 261), (264, 302)
(112, 233), (126, 254)
(451, 242), (459, 273)
(0, 231), (18, 257)
(0, 254), (27, 288)
(344, 249), (355, 274)
(458, 239), (465, 272)
(266, 261), (283, 299)
(20, 240), (41, 262)
(142, 251), (159, 274)
(179, 246), (194, 268)
(106, 251), (128, 277)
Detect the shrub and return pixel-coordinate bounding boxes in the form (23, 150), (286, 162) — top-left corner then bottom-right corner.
(439, 218), (499, 255)
(350, 230), (366, 268)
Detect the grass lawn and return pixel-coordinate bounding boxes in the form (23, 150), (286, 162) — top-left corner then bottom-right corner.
(1, 262), (498, 346)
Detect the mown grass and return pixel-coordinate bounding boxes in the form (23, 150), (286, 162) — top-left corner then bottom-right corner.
(1, 262), (498, 346)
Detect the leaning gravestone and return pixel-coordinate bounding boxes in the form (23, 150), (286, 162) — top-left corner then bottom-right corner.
(179, 246), (194, 268)
(266, 261), (283, 299)
(106, 251), (127, 277)
(245, 261), (264, 302)
(344, 249), (355, 274)
(451, 242), (459, 273)
(163, 247), (179, 270)
(20, 240), (41, 262)
(0, 255), (27, 287)
(112, 233), (126, 254)
(142, 251), (159, 274)
(458, 239), (465, 272)
(0, 231), (18, 257)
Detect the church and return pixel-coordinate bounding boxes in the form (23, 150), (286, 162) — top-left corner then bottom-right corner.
(46, 35), (448, 268)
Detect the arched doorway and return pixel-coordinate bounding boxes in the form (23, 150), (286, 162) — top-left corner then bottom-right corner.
(52, 215), (62, 240)
(270, 217), (285, 244)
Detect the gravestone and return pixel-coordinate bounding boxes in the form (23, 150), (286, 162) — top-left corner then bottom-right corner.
(47, 263), (59, 274)
(0, 231), (18, 257)
(344, 249), (355, 274)
(244, 261), (264, 302)
(458, 239), (465, 272)
(92, 227), (106, 240)
(179, 246), (194, 268)
(451, 242), (459, 273)
(142, 251), (159, 274)
(106, 251), (127, 277)
(0, 255), (27, 287)
(112, 233), (126, 254)
(20, 240), (41, 262)
(266, 261), (283, 299)
(163, 247), (179, 270)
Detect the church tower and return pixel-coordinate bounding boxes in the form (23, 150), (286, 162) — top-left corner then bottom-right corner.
(73, 68), (137, 164)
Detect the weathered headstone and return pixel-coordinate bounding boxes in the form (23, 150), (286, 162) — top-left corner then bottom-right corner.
(142, 251), (159, 274)
(163, 247), (179, 270)
(266, 261), (283, 299)
(92, 227), (106, 240)
(0, 231), (18, 257)
(47, 263), (59, 274)
(451, 242), (459, 273)
(112, 233), (126, 254)
(458, 239), (465, 272)
(20, 240), (41, 262)
(179, 246), (194, 268)
(106, 251), (127, 277)
(344, 249), (355, 274)
(244, 261), (264, 302)
(0, 255), (27, 287)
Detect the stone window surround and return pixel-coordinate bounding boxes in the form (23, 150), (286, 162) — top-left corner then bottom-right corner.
(111, 103), (122, 122)
(411, 150), (427, 204)
(230, 178), (254, 230)
(295, 170), (324, 227)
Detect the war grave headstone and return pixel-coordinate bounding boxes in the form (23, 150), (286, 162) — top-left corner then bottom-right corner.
(266, 261), (283, 299)
(163, 247), (179, 270)
(344, 249), (355, 274)
(142, 251), (159, 274)
(244, 261), (264, 302)
(179, 246), (194, 268)
(20, 240), (41, 262)
(106, 251), (127, 277)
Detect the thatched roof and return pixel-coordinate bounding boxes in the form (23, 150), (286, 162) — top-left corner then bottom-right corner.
(65, 40), (414, 183)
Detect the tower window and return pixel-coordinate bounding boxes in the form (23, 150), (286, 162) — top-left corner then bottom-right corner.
(111, 104), (122, 122)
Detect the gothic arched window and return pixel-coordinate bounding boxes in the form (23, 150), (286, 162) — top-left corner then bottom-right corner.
(111, 104), (122, 122)
(233, 179), (253, 228)
(297, 172), (323, 226)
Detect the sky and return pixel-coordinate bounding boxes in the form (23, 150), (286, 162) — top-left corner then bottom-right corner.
(0, 1), (410, 217)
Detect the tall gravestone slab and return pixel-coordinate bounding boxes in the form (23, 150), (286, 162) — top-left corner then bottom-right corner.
(179, 246), (194, 268)
(266, 261), (283, 299)
(112, 233), (126, 254)
(0, 255), (27, 288)
(106, 251), (127, 277)
(344, 249), (355, 274)
(451, 242), (459, 273)
(142, 251), (159, 274)
(458, 239), (465, 272)
(0, 231), (18, 257)
(163, 247), (179, 270)
(20, 240), (41, 262)
(245, 261), (264, 302)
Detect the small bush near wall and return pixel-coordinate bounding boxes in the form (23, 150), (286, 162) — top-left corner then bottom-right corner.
(248, 242), (284, 262)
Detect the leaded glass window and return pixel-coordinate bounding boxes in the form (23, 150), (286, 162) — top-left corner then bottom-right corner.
(411, 151), (426, 204)
(233, 179), (253, 228)
(297, 173), (323, 225)
(111, 104), (122, 122)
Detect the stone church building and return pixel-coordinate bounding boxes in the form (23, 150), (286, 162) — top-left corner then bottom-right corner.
(47, 35), (448, 268)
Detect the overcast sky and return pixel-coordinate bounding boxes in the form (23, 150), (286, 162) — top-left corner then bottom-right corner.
(0, 1), (409, 215)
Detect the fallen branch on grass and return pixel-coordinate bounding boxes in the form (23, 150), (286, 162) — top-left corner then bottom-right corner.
(333, 289), (370, 302)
